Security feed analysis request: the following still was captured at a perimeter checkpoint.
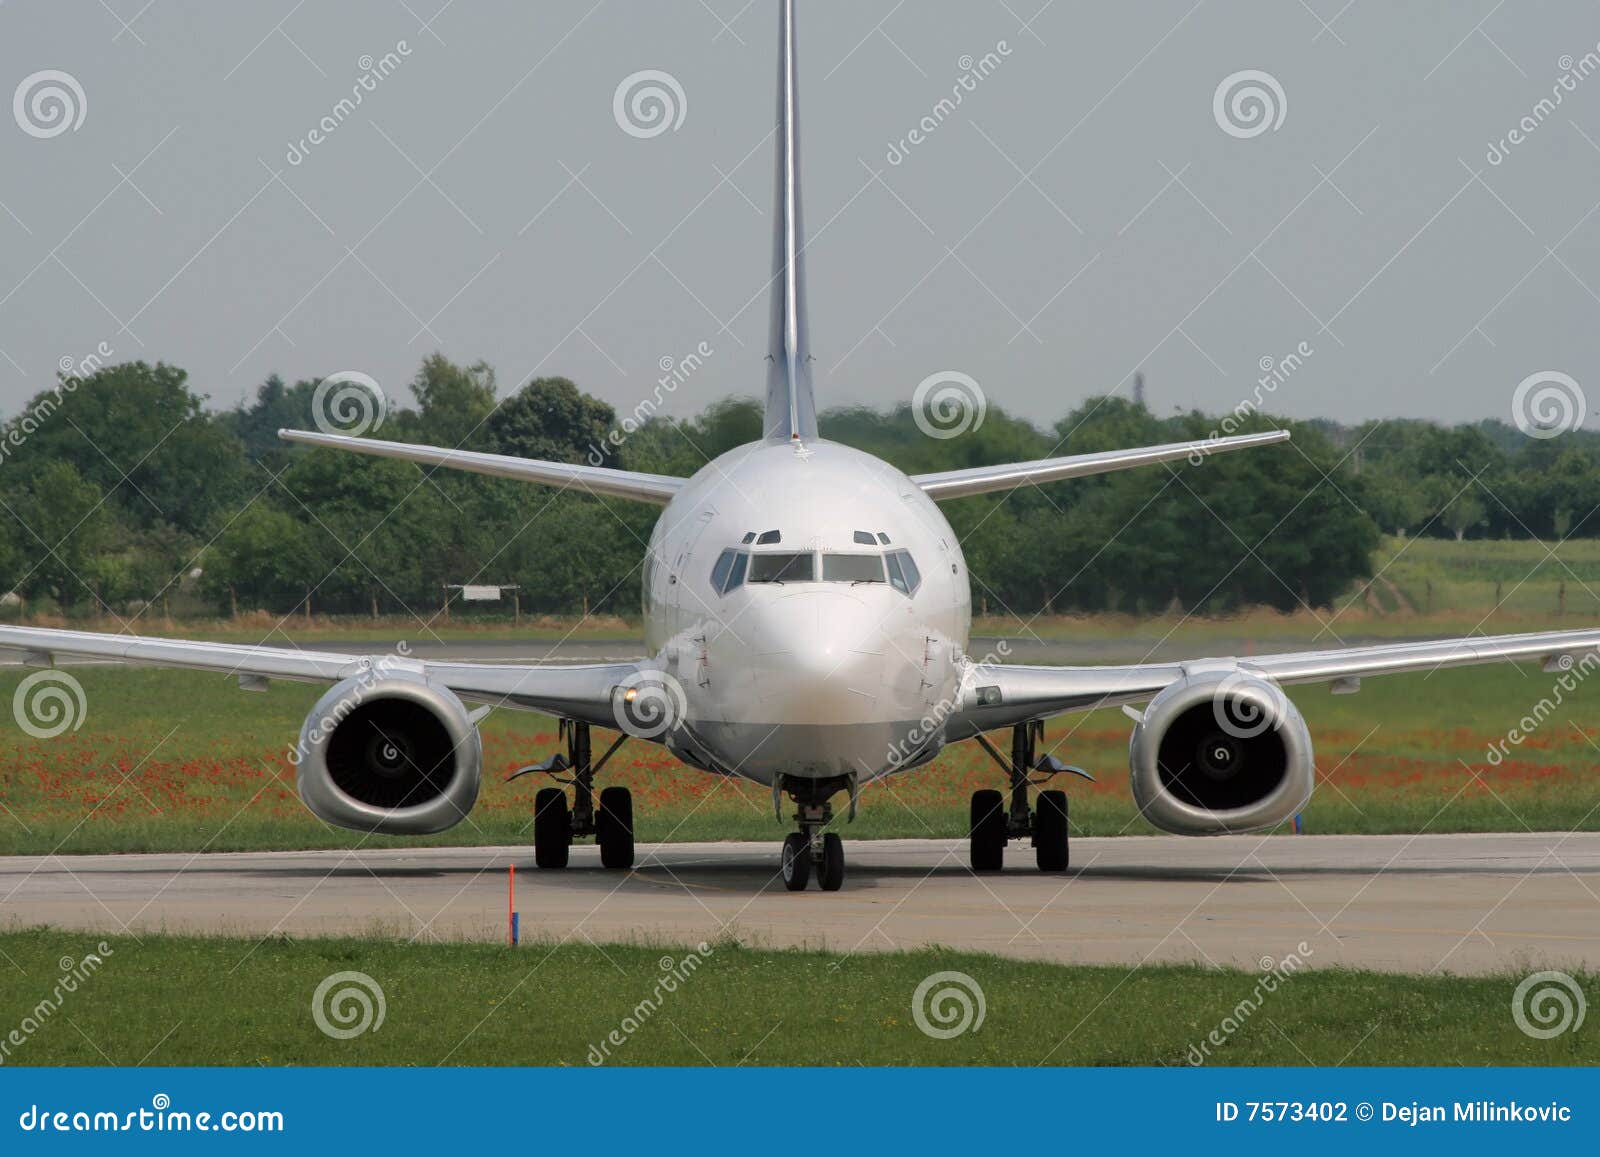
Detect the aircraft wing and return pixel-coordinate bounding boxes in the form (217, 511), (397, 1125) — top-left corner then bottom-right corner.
(911, 430), (1289, 501)
(954, 626), (1600, 734)
(0, 625), (640, 728)
(278, 429), (685, 505)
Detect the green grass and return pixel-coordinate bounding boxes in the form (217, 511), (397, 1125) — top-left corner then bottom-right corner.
(0, 929), (1589, 1067)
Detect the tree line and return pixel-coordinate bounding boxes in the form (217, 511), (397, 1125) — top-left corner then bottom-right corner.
(0, 355), (1588, 621)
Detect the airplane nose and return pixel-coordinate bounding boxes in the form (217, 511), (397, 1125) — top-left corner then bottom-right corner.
(747, 589), (889, 723)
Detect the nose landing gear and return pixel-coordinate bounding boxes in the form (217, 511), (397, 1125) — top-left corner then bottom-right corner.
(512, 720), (634, 870)
(776, 777), (850, 892)
(968, 721), (1091, 873)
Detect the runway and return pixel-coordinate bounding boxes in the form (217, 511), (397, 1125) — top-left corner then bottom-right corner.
(3, 833), (1597, 975)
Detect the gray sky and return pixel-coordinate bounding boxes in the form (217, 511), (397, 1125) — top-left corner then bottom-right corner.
(3, 0), (1599, 432)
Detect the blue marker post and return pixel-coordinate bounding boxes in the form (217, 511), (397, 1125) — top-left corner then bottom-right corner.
(509, 864), (519, 946)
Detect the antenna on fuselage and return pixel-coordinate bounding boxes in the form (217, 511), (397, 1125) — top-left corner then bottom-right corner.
(763, 0), (818, 444)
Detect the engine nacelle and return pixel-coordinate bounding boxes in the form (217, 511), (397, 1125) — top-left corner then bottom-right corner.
(293, 672), (482, 835)
(1128, 669), (1313, 835)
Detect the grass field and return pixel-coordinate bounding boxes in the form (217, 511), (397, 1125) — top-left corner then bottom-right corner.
(0, 655), (1595, 856)
(0, 929), (1589, 1067)
(4, 535), (1600, 855)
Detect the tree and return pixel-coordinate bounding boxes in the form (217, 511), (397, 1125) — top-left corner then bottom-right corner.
(0, 461), (112, 610)
(408, 354), (496, 448)
(485, 377), (616, 464)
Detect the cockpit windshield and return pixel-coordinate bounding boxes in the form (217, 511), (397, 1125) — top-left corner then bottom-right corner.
(822, 554), (885, 583)
(747, 552), (816, 584)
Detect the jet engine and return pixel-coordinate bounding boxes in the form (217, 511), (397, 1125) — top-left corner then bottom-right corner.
(1128, 669), (1313, 835)
(293, 671), (482, 835)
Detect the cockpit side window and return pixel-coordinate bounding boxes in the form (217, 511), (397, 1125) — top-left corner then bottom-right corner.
(711, 549), (749, 595)
(823, 554), (886, 583)
(886, 550), (921, 597)
(748, 552), (815, 584)
(852, 530), (876, 545)
(724, 550), (748, 593)
(896, 550), (921, 595)
(711, 549), (736, 593)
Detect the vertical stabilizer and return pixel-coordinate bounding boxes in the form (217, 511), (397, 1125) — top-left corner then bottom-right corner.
(764, 0), (818, 442)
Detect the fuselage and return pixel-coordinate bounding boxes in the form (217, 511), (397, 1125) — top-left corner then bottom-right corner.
(642, 438), (972, 788)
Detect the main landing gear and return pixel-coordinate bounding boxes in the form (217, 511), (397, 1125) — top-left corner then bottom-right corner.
(511, 720), (635, 871)
(776, 775), (851, 892)
(969, 721), (1092, 873)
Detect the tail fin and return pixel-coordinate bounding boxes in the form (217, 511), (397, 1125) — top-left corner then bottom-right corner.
(764, 0), (818, 442)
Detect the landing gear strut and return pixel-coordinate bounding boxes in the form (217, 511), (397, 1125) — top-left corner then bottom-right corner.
(513, 720), (633, 870)
(968, 721), (1091, 873)
(776, 776), (850, 892)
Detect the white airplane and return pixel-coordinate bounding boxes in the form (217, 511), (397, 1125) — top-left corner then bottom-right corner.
(5, 0), (1599, 892)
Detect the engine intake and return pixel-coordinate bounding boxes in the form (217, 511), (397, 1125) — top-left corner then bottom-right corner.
(294, 672), (482, 835)
(1128, 670), (1313, 835)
